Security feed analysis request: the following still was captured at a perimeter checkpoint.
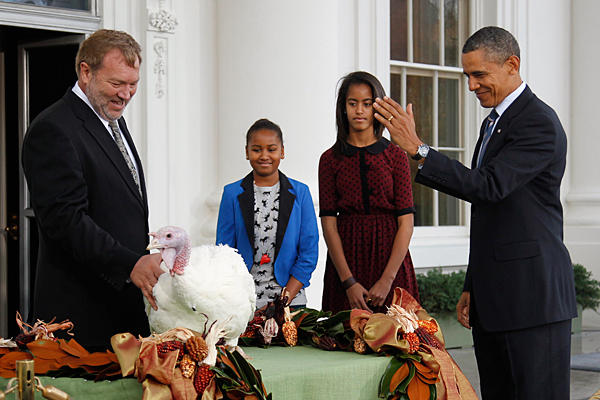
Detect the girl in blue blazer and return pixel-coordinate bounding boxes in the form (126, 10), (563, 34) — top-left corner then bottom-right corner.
(216, 118), (319, 309)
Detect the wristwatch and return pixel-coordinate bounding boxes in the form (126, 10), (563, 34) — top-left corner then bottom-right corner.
(411, 143), (430, 161)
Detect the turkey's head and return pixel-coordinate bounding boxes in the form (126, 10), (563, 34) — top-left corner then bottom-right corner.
(147, 226), (191, 276)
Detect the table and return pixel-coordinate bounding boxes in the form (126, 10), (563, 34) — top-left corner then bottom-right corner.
(245, 346), (390, 399)
(0, 346), (392, 399)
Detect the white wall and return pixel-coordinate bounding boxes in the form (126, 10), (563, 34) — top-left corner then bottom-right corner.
(101, 0), (599, 319)
(566, 0), (600, 328)
(215, 0), (348, 309)
(215, 1), (339, 191)
(166, 0), (218, 243)
(103, 0), (220, 244)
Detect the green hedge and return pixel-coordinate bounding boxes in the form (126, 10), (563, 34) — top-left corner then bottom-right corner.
(416, 269), (466, 315)
(416, 264), (600, 315)
(573, 263), (600, 311)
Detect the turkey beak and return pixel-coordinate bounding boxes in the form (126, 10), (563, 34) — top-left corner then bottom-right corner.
(146, 235), (164, 250)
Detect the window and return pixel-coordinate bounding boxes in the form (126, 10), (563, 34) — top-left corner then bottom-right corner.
(389, 0), (468, 227)
(0, 0), (92, 12)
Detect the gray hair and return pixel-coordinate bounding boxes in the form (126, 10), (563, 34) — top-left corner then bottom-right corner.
(462, 26), (520, 64)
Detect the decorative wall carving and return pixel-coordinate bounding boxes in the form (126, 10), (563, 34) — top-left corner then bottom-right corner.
(148, 8), (178, 33)
(153, 39), (167, 98)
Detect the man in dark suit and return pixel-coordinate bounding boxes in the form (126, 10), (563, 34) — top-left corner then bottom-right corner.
(22, 30), (163, 350)
(374, 26), (577, 399)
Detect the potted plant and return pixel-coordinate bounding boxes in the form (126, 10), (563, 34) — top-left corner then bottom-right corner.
(416, 268), (473, 348)
(572, 263), (600, 333)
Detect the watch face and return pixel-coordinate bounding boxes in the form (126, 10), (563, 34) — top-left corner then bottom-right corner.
(411, 144), (429, 160)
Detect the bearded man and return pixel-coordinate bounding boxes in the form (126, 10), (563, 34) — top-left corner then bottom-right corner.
(22, 30), (163, 350)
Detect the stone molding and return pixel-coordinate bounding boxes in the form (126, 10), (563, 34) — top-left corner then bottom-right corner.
(147, 0), (178, 33)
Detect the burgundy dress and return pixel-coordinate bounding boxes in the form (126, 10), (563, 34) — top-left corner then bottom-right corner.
(319, 138), (419, 313)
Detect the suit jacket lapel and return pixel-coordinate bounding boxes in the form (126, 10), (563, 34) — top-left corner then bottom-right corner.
(274, 171), (295, 262)
(238, 173), (255, 255)
(473, 85), (534, 168)
(65, 91), (145, 208)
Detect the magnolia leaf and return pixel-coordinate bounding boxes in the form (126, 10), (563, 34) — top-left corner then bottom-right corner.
(227, 349), (259, 388)
(389, 363), (410, 392)
(215, 348), (271, 400)
(406, 373), (430, 400)
(428, 383), (436, 400)
(395, 362), (416, 394)
(379, 357), (406, 398)
(394, 351), (422, 363)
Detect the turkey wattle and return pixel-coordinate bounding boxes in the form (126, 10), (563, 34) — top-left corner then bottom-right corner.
(145, 226), (256, 348)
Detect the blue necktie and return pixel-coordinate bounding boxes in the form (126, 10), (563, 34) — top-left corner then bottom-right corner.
(476, 109), (499, 167)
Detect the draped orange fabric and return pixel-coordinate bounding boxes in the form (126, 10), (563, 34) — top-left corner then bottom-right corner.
(350, 288), (478, 400)
(112, 333), (198, 400)
(136, 342), (178, 385)
(142, 377), (173, 400)
(111, 332), (141, 376)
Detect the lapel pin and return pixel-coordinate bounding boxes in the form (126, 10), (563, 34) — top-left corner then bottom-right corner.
(497, 128), (502, 134)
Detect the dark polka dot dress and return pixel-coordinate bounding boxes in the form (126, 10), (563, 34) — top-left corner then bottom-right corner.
(318, 137), (420, 313)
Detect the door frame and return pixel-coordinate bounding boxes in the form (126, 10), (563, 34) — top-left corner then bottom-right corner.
(16, 35), (85, 324)
(0, 2), (100, 33)
(0, 51), (7, 337)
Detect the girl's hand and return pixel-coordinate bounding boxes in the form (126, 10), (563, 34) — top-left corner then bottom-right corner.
(346, 282), (372, 312)
(367, 278), (393, 308)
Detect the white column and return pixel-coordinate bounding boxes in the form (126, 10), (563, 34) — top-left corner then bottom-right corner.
(143, 0), (177, 231)
(166, 0), (219, 244)
(565, 0), (600, 327)
(104, 0), (219, 243)
(214, 0), (346, 309)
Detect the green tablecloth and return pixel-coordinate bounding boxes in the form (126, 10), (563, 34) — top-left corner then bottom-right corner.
(245, 346), (390, 399)
(0, 376), (143, 399)
(0, 346), (391, 399)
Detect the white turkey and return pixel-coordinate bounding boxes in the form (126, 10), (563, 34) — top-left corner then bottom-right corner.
(144, 226), (256, 349)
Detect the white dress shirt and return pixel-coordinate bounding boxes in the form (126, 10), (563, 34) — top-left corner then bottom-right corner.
(72, 82), (139, 173)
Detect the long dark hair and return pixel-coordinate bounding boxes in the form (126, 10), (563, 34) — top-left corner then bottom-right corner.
(334, 71), (386, 155)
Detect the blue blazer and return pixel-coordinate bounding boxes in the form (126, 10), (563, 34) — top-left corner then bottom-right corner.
(216, 171), (319, 288)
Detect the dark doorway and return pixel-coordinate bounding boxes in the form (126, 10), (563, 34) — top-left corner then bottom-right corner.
(0, 25), (83, 337)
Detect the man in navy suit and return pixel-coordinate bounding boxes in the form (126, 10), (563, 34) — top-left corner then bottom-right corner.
(22, 30), (163, 349)
(374, 26), (576, 399)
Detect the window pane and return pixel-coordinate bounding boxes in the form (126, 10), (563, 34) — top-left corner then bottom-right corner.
(0, 0), (91, 11)
(406, 75), (433, 227)
(438, 78), (459, 147)
(390, 71), (402, 104)
(439, 151), (460, 225)
(409, 159), (434, 226)
(444, 0), (459, 66)
(390, 0), (408, 61)
(414, 0), (440, 65)
(407, 75), (432, 145)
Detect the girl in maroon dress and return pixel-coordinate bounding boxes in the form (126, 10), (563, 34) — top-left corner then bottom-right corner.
(319, 71), (419, 314)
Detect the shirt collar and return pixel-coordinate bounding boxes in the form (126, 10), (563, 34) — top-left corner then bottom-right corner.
(341, 137), (390, 156)
(494, 81), (527, 118)
(72, 82), (112, 132)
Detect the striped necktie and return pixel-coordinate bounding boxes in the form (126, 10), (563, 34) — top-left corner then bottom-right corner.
(476, 109), (499, 168)
(108, 120), (142, 197)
